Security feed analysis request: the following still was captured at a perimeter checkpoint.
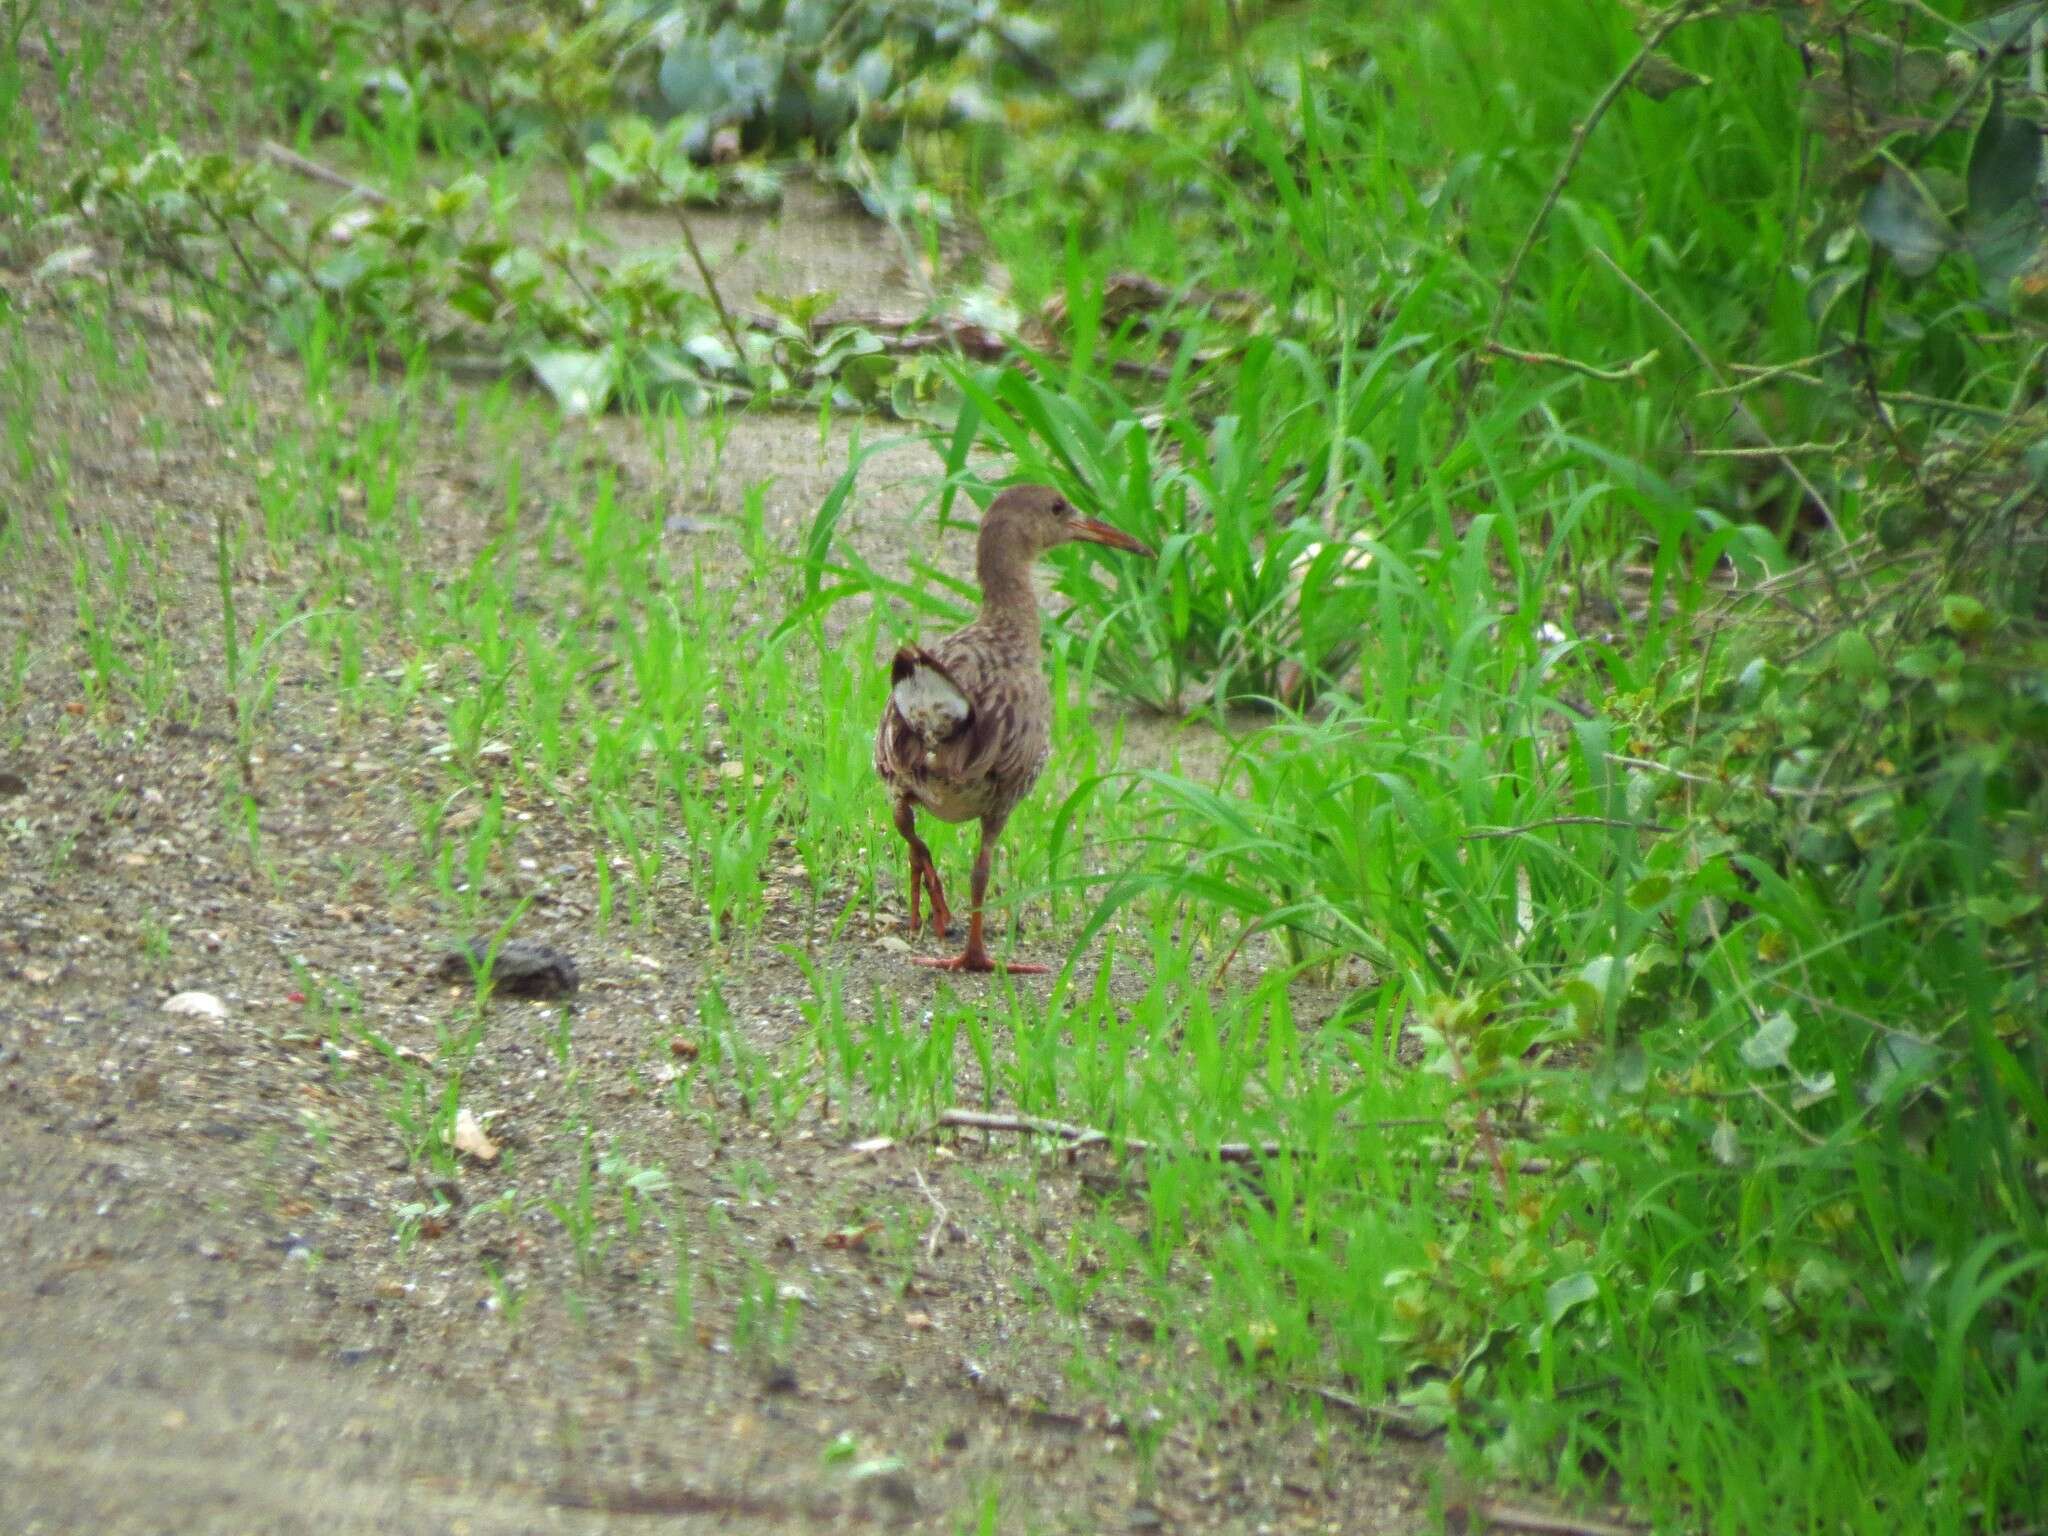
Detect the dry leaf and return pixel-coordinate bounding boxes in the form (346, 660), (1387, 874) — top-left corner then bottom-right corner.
(453, 1108), (500, 1164)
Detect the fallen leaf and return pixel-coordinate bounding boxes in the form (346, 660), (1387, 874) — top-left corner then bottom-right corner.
(453, 1108), (500, 1164)
(847, 1136), (896, 1155)
(161, 990), (228, 1020)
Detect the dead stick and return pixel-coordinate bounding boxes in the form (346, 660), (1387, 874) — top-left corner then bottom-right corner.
(1475, 1501), (1646, 1536)
(257, 139), (390, 205)
(936, 1108), (1277, 1163)
(934, 1108), (1544, 1171)
(1290, 1381), (1442, 1441)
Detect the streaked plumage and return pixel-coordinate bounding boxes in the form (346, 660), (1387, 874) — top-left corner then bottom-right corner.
(874, 485), (1152, 973)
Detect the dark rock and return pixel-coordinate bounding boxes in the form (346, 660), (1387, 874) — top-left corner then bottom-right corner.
(437, 938), (579, 998)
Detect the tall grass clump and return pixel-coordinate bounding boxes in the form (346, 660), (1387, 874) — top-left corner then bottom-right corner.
(919, 2), (2048, 1530)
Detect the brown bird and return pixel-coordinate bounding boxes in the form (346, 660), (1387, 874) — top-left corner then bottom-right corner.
(875, 485), (1154, 973)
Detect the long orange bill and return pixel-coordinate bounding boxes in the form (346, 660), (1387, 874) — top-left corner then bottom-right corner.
(1065, 517), (1155, 557)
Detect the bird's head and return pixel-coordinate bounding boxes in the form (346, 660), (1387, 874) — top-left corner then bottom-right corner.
(983, 484), (1154, 560)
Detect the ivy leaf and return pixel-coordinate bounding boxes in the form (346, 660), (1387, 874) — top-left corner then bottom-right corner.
(1544, 1271), (1601, 1327)
(1861, 166), (1956, 277)
(659, 38), (718, 113)
(1739, 1011), (1798, 1071)
(526, 348), (616, 416)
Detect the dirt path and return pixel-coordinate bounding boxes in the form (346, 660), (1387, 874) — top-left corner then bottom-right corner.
(0, 13), (1420, 1532)
(0, 315), (1411, 1533)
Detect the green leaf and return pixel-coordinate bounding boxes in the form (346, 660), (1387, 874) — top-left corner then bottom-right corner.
(1627, 873), (1673, 909)
(1969, 85), (2041, 225)
(1946, 2), (2045, 51)
(1963, 85), (2044, 307)
(1544, 1271), (1600, 1327)
(1834, 628), (1880, 681)
(1631, 52), (1710, 102)
(525, 348), (616, 416)
(1940, 594), (1992, 635)
(1968, 891), (2043, 927)
(659, 39), (718, 113)
(1739, 1011), (1797, 1071)
(1861, 167), (1956, 277)
(584, 143), (636, 190)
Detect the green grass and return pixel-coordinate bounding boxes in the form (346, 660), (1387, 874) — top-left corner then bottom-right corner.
(3, 0), (2042, 1530)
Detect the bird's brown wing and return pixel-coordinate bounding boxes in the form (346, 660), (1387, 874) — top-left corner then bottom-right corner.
(920, 629), (1048, 799)
(877, 625), (1050, 826)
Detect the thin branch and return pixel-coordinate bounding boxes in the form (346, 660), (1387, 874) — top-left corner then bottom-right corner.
(1484, 342), (1661, 383)
(910, 1165), (950, 1261)
(1589, 247), (1847, 552)
(257, 139), (391, 205)
(672, 207), (752, 378)
(1290, 1381), (1443, 1440)
(1689, 441), (1847, 458)
(1480, 0), (1703, 356)
(1464, 815), (1673, 840)
(935, 1107), (1284, 1163)
(1474, 1501), (1646, 1536)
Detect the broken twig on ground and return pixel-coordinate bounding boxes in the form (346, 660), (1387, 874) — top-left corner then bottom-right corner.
(257, 139), (391, 205)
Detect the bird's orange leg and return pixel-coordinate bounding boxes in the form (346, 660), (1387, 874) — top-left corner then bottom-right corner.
(912, 819), (1046, 975)
(893, 798), (950, 937)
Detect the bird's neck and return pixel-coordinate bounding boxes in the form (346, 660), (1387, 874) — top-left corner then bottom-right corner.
(975, 542), (1041, 635)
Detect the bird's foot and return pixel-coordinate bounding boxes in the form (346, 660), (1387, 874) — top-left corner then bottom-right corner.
(910, 948), (1048, 975)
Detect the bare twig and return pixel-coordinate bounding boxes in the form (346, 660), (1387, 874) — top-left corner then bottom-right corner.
(1473, 1500), (1646, 1536)
(1479, 0), (1703, 357)
(1464, 815), (1673, 840)
(1484, 342), (1661, 383)
(1290, 1381), (1443, 1440)
(1688, 441), (1847, 458)
(910, 1165), (950, 1260)
(673, 208), (751, 378)
(257, 139), (391, 205)
(935, 1107), (1282, 1163)
(1589, 247), (1847, 552)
